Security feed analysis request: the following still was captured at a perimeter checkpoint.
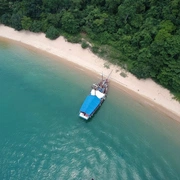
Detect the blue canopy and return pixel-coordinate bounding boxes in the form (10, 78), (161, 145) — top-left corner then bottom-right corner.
(80, 95), (101, 115)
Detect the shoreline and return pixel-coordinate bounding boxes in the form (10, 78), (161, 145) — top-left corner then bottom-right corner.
(0, 24), (179, 122)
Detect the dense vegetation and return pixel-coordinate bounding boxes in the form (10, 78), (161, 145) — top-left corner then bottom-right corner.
(0, 0), (180, 99)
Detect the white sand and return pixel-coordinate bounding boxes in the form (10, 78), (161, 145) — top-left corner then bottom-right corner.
(0, 24), (179, 121)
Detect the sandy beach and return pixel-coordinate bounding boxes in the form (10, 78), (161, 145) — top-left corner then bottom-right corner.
(0, 24), (179, 121)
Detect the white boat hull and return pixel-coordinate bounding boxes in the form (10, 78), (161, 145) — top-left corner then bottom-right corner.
(79, 112), (89, 120)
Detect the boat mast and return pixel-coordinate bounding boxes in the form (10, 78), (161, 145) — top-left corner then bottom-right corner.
(101, 72), (103, 81)
(107, 70), (113, 80)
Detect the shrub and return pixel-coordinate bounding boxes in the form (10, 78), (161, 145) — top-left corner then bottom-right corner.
(65, 34), (81, 43)
(91, 46), (99, 54)
(81, 41), (89, 49)
(104, 62), (110, 69)
(46, 26), (59, 40)
(0, 13), (11, 26)
(120, 72), (127, 78)
(30, 20), (42, 32)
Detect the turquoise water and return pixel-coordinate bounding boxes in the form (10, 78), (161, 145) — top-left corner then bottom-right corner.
(0, 40), (180, 180)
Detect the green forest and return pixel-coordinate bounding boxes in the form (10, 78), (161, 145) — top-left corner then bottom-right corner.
(0, 0), (180, 99)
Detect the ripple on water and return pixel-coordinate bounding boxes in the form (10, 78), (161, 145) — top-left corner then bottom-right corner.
(1, 42), (180, 179)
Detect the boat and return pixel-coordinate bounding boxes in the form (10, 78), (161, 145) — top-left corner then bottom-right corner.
(79, 71), (112, 120)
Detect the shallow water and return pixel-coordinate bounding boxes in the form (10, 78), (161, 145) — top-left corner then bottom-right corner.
(0, 40), (180, 180)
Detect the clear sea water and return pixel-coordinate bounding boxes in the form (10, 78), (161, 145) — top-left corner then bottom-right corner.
(0, 39), (180, 180)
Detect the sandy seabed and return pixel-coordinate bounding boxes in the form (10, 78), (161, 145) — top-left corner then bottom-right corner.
(0, 24), (179, 122)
